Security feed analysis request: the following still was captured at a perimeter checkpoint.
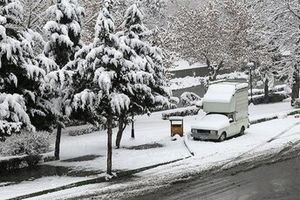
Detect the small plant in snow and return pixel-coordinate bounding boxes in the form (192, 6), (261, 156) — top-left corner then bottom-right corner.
(0, 131), (51, 156)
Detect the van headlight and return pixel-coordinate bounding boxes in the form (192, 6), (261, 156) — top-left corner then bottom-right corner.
(211, 130), (218, 135)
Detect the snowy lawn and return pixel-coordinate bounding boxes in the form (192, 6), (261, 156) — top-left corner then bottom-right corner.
(0, 101), (299, 199)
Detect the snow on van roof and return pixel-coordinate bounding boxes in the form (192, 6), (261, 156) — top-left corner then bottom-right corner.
(203, 82), (248, 103)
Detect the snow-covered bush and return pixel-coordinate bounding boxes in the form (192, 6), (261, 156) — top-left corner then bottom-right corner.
(293, 98), (300, 108)
(216, 71), (248, 80)
(180, 92), (201, 106)
(251, 93), (289, 105)
(162, 107), (200, 120)
(0, 131), (51, 156)
(68, 125), (100, 136)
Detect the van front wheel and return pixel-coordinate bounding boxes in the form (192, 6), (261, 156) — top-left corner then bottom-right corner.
(239, 126), (245, 136)
(218, 133), (226, 142)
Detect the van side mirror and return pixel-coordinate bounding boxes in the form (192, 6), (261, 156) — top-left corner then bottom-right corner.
(229, 118), (234, 123)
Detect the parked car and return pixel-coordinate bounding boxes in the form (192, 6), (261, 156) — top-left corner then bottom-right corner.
(191, 80), (249, 141)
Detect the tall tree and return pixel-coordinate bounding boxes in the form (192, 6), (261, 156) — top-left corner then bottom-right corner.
(115, 3), (172, 148)
(248, 0), (300, 105)
(0, 0), (46, 138)
(41, 0), (84, 160)
(73, 0), (131, 175)
(167, 0), (252, 80)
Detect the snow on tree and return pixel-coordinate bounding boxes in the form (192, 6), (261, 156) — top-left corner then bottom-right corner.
(40, 0), (85, 160)
(248, 0), (300, 105)
(72, 0), (130, 175)
(44, 0), (85, 67)
(114, 3), (172, 148)
(80, 0), (169, 44)
(166, 0), (252, 80)
(72, 1), (172, 174)
(180, 92), (201, 106)
(22, 0), (53, 32)
(0, 0), (48, 138)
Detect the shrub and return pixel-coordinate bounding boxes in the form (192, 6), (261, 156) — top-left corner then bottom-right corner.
(293, 98), (300, 108)
(251, 93), (289, 105)
(0, 131), (51, 156)
(180, 92), (201, 106)
(67, 125), (100, 136)
(162, 107), (200, 120)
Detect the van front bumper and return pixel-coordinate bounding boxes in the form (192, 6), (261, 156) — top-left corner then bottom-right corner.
(191, 129), (220, 140)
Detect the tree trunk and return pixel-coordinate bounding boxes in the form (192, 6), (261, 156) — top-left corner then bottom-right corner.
(264, 78), (269, 103)
(292, 67), (300, 105)
(115, 117), (126, 149)
(106, 114), (113, 175)
(209, 60), (223, 81)
(131, 114), (135, 139)
(54, 124), (62, 160)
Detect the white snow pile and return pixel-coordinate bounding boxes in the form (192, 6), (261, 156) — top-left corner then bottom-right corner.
(216, 71), (248, 80)
(191, 114), (230, 130)
(169, 76), (208, 90)
(180, 92), (202, 106)
(203, 84), (236, 103)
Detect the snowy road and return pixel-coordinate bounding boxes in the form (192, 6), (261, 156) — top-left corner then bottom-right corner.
(133, 156), (300, 200)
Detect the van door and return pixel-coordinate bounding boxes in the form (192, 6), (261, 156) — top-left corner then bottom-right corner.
(228, 113), (240, 136)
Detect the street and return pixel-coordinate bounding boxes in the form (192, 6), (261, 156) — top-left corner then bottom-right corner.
(135, 156), (300, 200)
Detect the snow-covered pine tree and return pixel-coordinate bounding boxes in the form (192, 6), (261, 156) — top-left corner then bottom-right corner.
(41, 0), (85, 160)
(114, 3), (172, 148)
(0, 0), (47, 138)
(72, 0), (138, 175)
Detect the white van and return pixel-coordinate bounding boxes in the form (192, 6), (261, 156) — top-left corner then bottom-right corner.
(191, 81), (249, 142)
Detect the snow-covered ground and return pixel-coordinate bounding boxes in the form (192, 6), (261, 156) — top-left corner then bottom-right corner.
(169, 71), (248, 90)
(169, 76), (207, 90)
(1, 101), (300, 200)
(169, 59), (207, 71)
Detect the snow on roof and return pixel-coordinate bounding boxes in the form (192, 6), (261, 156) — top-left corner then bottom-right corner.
(203, 82), (247, 103)
(191, 114), (230, 130)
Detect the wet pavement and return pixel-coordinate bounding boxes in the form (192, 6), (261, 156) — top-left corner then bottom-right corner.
(0, 155), (102, 188)
(136, 156), (300, 200)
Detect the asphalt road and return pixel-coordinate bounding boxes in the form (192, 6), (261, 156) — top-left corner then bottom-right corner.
(136, 156), (300, 200)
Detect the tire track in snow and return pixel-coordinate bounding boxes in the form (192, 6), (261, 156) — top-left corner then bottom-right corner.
(221, 119), (300, 169)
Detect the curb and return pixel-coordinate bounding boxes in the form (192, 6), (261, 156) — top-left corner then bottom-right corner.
(8, 156), (192, 200)
(184, 133), (194, 156)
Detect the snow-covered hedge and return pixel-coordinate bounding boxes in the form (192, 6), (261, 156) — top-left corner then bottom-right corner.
(250, 85), (291, 96)
(0, 131), (52, 156)
(251, 93), (289, 105)
(180, 92), (202, 107)
(162, 107), (200, 120)
(67, 125), (100, 136)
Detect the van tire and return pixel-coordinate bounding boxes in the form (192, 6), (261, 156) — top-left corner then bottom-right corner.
(218, 132), (226, 142)
(239, 126), (245, 136)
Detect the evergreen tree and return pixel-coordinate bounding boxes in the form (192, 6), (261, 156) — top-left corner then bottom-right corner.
(115, 3), (171, 148)
(0, 0), (46, 138)
(73, 0), (133, 175)
(41, 0), (84, 160)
